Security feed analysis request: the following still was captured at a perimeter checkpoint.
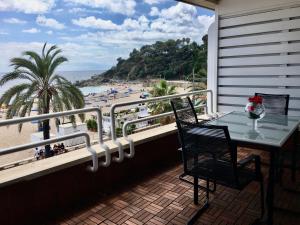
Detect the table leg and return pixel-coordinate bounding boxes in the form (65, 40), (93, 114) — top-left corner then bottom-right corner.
(292, 132), (298, 182)
(266, 149), (277, 225)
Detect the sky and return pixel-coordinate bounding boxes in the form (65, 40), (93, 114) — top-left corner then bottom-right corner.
(0, 0), (214, 72)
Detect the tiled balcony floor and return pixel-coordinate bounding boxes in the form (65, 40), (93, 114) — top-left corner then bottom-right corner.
(49, 149), (300, 225)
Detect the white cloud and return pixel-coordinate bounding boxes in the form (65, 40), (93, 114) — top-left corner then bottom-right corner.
(159, 2), (197, 20)
(64, 0), (136, 16)
(149, 7), (159, 16)
(72, 15), (151, 32)
(72, 16), (120, 30)
(0, 41), (114, 72)
(0, 31), (8, 35)
(69, 7), (85, 13)
(0, 0), (55, 14)
(65, 2), (214, 50)
(36, 15), (65, 30)
(22, 28), (40, 33)
(198, 15), (215, 33)
(0, 2), (215, 72)
(3, 17), (27, 24)
(55, 8), (64, 13)
(144, 0), (166, 5)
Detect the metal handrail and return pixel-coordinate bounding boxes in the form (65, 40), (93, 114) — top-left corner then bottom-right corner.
(0, 107), (111, 169)
(122, 105), (206, 158)
(110, 89), (213, 162)
(0, 132), (98, 172)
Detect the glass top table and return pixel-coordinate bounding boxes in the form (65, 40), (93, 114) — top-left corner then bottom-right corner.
(207, 111), (300, 147)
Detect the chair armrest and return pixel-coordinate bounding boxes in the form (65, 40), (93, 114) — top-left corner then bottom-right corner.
(237, 154), (256, 168)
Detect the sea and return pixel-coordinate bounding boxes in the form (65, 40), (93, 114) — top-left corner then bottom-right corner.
(0, 70), (107, 96)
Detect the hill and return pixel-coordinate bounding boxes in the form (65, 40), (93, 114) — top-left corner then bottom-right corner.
(76, 36), (207, 86)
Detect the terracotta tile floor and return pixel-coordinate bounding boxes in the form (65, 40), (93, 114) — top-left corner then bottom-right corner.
(50, 149), (300, 225)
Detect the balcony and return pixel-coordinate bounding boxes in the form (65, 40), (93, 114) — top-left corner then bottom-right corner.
(0, 88), (299, 225)
(1, 0), (300, 224)
(1, 126), (299, 225)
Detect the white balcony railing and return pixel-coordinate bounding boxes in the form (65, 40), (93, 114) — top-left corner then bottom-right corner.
(0, 107), (111, 171)
(0, 90), (213, 173)
(110, 90), (213, 162)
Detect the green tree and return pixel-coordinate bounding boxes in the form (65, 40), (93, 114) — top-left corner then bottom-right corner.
(148, 80), (176, 116)
(0, 43), (85, 157)
(76, 36), (208, 86)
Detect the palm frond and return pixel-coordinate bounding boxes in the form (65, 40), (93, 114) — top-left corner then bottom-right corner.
(23, 51), (44, 76)
(0, 71), (32, 86)
(48, 56), (68, 77)
(46, 45), (58, 58)
(0, 83), (31, 107)
(42, 42), (47, 58)
(18, 98), (34, 132)
(10, 58), (41, 77)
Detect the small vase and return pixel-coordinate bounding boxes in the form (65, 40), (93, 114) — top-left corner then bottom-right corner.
(252, 119), (258, 130)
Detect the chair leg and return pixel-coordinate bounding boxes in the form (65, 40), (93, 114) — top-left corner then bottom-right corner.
(260, 177), (265, 219)
(187, 177), (209, 225)
(291, 142), (297, 182)
(179, 173), (216, 192)
(254, 155), (265, 219)
(194, 176), (198, 205)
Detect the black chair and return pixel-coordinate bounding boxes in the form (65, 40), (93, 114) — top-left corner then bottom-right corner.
(171, 97), (199, 124)
(171, 97), (216, 192)
(174, 120), (265, 225)
(255, 93), (299, 182)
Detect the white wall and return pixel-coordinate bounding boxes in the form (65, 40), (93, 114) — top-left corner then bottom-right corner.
(208, 0), (300, 116)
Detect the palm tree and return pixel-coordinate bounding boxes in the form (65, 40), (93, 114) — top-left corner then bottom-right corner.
(148, 80), (176, 124)
(0, 43), (85, 157)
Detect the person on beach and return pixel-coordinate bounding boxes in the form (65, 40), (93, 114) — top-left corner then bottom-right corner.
(60, 143), (65, 153)
(34, 147), (40, 160)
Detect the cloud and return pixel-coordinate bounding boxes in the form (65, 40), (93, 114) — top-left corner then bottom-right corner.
(55, 8), (64, 12)
(0, 31), (8, 35)
(0, 0), (55, 14)
(22, 28), (40, 33)
(0, 41), (115, 72)
(0, 2), (215, 72)
(159, 2), (197, 19)
(69, 3), (214, 43)
(64, 2), (214, 51)
(72, 16), (119, 30)
(144, 0), (166, 5)
(3, 17), (27, 24)
(69, 7), (85, 13)
(36, 15), (65, 30)
(149, 7), (159, 16)
(64, 0), (136, 16)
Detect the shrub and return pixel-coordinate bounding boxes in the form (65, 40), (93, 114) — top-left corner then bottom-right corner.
(116, 127), (123, 137)
(86, 119), (98, 132)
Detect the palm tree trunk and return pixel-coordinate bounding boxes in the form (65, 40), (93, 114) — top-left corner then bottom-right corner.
(43, 95), (51, 157)
(43, 119), (51, 157)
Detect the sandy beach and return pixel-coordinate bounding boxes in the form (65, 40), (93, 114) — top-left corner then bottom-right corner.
(0, 81), (187, 167)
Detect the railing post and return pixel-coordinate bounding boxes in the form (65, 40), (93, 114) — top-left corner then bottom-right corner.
(96, 108), (111, 167)
(110, 105), (124, 162)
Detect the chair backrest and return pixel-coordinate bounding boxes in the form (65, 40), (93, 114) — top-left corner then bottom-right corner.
(175, 120), (235, 176)
(255, 93), (289, 115)
(170, 97), (198, 124)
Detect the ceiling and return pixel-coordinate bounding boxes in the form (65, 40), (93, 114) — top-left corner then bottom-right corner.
(177, 0), (218, 10)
